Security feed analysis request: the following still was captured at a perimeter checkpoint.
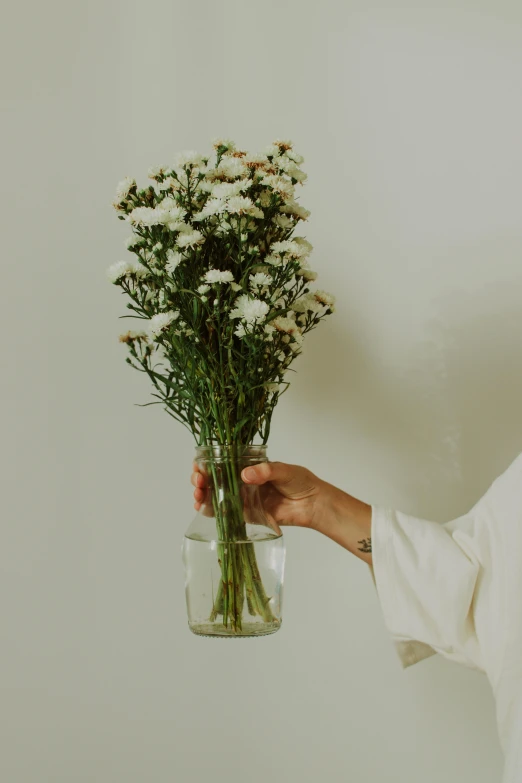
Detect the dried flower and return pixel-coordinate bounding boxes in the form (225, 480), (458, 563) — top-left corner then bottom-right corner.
(119, 330), (149, 344)
(109, 138), (336, 446)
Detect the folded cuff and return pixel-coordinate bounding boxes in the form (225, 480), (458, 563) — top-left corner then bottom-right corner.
(370, 505), (437, 669)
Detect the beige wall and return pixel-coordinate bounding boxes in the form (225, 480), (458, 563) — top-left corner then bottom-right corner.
(3, 1), (522, 781)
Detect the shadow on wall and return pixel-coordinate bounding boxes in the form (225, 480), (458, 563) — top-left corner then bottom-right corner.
(294, 276), (522, 520)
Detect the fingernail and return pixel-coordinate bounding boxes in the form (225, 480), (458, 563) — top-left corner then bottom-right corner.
(243, 467), (256, 481)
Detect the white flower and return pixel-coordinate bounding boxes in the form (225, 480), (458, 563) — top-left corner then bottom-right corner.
(115, 177), (136, 202)
(128, 206), (165, 227)
(199, 180), (215, 194)
(211, 179), (251, 199)
(212, 138), (236, 152)
(107, 260), (133, 283)
(264, 144), (281, 158)
(285, 149), (305, 165)
(234, 323), (247, 338)
(314, 289), (336, 307)
(258, 190), (273, 208)
(167, 219), (187, 232)
(157, 290), (169, 308)
(223, 196), (264, 219)
(273, 214), (294, 229)
(290, 294), (323, 314)
(270, 315), (302, 341)
(127, 203), (186, 230)
(293, 237), (313, 254)
(275, 155), (294, 173)
(198, 284), (211, 294)
(148, 311), (180, 337)
(192, 198), (225, 221)
(216, 157), (248, 180)
(165, 249), (184, 273)
(157, 176), (180, 192)
(243, 153), (271, 169)
(175, 230), (204, 249)
(148, 165), (167, 179)
(158, 196), (177, 211)
(230, 282), (242, 292)
(107, 259), (148, 283)
(131, 260), (149, 278)
(279, 198), (310, 220)
(229, 294), (270, 325)
(264, 254), (283, 267)
(297, 268), (318, 281)
(259, 173), (294, 199)
(144, 199), (186, 231)
(288, 168), (310, 188)
(125, 234), (141, 249)
(249, 272), (273, 289)
(270, 240), (310, 260)
(204, 269), (235, 284)
(174, 150), (206, 168)
(275, 156), (307, 182)
(158, 202), (186, 221)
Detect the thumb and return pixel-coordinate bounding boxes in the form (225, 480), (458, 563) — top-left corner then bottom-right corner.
(241, 461), (316, 498)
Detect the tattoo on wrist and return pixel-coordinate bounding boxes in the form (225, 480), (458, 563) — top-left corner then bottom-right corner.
(357, 537), (372, 553)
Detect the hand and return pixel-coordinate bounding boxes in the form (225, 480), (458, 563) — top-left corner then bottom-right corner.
(191, 459), (339, 532)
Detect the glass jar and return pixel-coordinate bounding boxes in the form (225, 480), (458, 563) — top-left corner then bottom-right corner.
(181, 443), (286, 637)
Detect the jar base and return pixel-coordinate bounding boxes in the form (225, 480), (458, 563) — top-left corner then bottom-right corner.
(188, 620), (281, 638)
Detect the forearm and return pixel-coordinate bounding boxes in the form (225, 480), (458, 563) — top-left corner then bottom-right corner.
(314, 482), (373, 565)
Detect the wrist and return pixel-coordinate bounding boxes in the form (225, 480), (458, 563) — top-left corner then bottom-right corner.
(315, 481), (373, 561)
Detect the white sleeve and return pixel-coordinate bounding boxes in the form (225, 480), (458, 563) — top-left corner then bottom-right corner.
(368, 451), (522, 679)
(368, 452), (522, 781)
(369, 504), (484, 672)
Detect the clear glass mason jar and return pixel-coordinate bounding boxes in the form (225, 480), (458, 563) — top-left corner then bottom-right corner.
(181, 443), (286, 638)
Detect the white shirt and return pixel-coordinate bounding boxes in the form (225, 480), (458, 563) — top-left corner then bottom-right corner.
(370, 451), (522, 783)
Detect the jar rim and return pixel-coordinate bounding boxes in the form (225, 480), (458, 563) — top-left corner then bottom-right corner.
(195, 443), (267, 455)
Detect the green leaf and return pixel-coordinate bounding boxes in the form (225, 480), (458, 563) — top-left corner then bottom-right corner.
(146, 369), (192, 399)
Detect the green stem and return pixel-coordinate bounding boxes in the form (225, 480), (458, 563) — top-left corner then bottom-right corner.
(205, 443), (278, 632)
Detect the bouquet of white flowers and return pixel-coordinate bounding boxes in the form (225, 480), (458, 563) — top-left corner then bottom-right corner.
(108, 138), (335, 635)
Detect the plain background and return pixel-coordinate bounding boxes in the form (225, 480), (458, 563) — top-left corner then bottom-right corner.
(2, 1), (522, 781)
